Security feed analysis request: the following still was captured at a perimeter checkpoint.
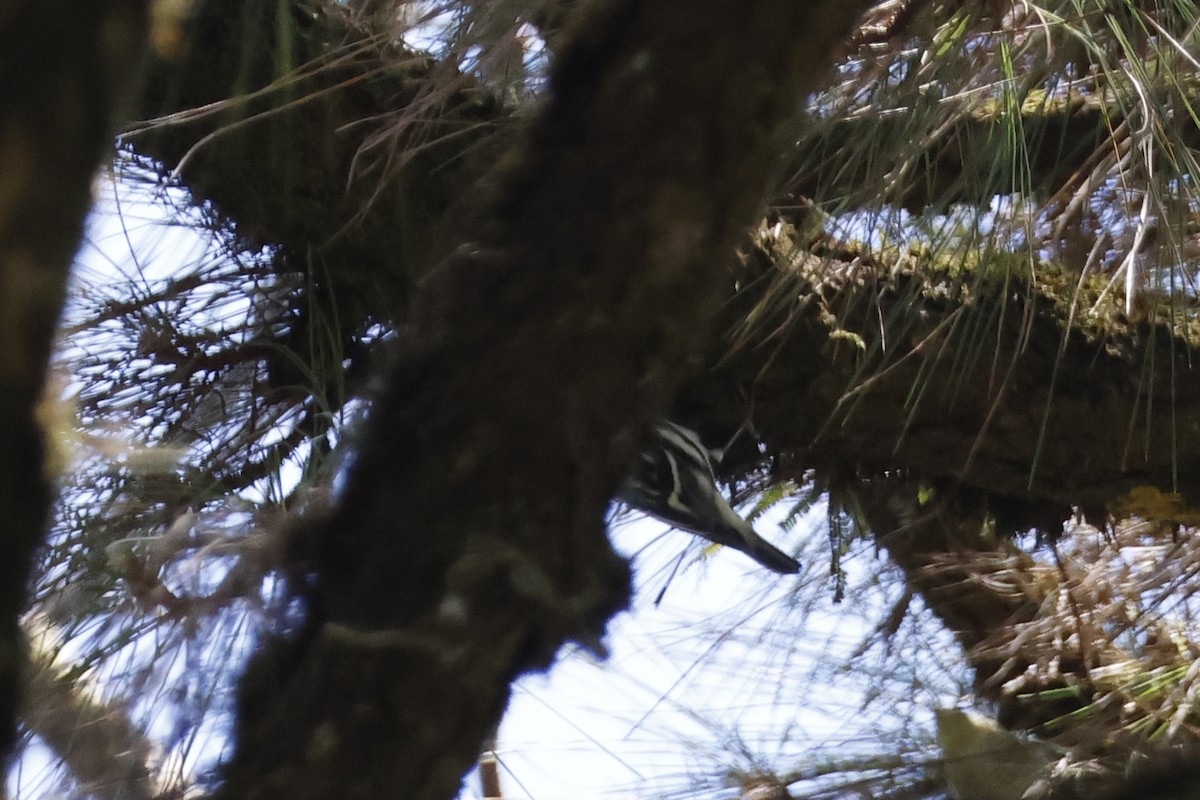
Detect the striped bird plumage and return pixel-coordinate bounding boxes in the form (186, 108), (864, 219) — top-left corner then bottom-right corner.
(619, 419), (800, 575)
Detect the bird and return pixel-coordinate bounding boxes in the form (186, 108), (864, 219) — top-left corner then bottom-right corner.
(618, 419), (800, 575)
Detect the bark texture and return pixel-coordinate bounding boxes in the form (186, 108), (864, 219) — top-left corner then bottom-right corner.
(729, 258), (1200, 529)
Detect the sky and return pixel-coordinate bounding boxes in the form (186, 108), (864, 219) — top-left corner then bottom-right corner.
(468, 507), (955, 800)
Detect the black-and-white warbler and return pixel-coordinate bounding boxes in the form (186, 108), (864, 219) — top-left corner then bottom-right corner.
(619, 419), (800, 574)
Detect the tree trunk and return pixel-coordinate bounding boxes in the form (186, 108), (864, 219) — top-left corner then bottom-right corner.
(215, 1), (870, 798)
(0, 0), (146, 764)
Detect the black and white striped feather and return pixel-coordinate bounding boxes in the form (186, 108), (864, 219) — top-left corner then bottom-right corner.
(619, 419), (800, 575)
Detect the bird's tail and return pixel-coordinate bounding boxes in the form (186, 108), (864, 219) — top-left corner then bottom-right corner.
(743, 534), (801, 574)
(711, 505), (801, 574)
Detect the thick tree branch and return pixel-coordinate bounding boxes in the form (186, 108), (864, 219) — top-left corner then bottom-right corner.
(721, 249), (1200, 532)
(850, 475), (1084, 729)
(128, 1), (507, 321)
(215, 1), (870, 798)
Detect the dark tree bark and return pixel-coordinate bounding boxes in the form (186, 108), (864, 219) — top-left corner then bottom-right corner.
(727, 257), (1200, 529)
(0, 0), (146, 764)
(214, 1), (871, 798)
